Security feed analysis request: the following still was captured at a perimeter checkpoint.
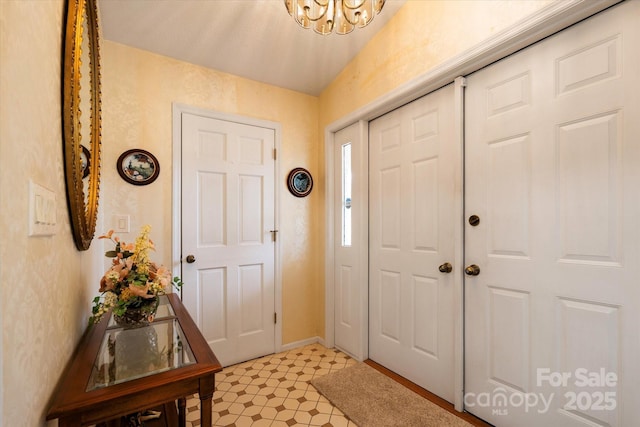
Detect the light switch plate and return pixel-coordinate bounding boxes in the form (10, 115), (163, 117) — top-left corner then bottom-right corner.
(29, 180), (56, 237)
(114, 214), (130, 233)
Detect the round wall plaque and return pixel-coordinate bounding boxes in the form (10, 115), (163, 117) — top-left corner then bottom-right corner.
(287, 167), (313, 197)
(117, 149), (160, 186)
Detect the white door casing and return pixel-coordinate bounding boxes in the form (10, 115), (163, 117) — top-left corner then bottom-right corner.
(369, 84), (457, 402)
(464, 1), (639, 425)
(178, 109), (279, 367)
(333, 122), (368, 359)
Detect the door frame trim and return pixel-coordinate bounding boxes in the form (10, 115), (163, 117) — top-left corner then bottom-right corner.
(324, 0), (620, 412)
(326, 120), (370, 361)
(172, 102), (283, 354)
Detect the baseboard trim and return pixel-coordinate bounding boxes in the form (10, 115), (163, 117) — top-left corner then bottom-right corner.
(280, 336), (324, 352)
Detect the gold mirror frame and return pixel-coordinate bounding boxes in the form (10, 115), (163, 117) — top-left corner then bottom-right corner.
(63, 0), (102, 250)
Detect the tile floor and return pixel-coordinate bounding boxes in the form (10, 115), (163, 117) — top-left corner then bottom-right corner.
(184, 343), (358, 427)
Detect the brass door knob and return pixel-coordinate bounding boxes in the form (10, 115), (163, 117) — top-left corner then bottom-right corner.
(464, 264), (480, 276)
(438, 262), (453, 273)
(186, 254), (196, 264)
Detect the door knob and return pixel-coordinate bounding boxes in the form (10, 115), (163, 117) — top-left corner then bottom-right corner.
(186, 254), (196, 264)
(468, 215), (480, 226)
(438, 262), (453, 273)
(464, 264), (480, 276)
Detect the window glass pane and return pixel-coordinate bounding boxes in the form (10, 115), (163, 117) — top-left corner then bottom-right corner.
(342, 143), (352, 247)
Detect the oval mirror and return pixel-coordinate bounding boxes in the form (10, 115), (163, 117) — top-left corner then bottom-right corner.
(63, 0), (102, 250)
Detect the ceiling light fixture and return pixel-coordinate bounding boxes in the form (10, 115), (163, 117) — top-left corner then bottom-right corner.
(284, 0), (386, 35)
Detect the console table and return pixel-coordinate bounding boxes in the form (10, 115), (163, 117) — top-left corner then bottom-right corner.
(47, 294), (222, 426)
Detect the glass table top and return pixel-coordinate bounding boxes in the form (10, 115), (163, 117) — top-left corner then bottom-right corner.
(87, 295), (196, 391)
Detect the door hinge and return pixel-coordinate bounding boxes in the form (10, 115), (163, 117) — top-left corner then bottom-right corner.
(273, 148), (277, 160)
(274, 312), (277, 324)
(270, 229), (278, 242)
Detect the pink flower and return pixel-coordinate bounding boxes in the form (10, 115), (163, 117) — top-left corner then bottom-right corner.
(100, 261), (128, 292)
(111, 260), (130, 280)
(156, 266), (171, 288)
(99, 276), (114, 292)
(121, 243), (135, 252)
(98, 230), (115, 240)
(128, 282), (154, 299)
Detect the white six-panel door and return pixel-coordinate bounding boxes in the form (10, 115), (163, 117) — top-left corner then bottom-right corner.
(369, 84), (457, 401)
(181, 112), (276, 367)
(464, 1), (639, 425)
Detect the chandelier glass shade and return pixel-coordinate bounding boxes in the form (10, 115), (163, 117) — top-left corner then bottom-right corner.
(284, 0), (386, 35)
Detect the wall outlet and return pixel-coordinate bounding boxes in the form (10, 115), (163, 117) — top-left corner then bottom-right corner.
(29, 180), (56, 237)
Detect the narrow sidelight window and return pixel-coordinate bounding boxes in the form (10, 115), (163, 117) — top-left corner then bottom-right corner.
(342, 143), (352, 247)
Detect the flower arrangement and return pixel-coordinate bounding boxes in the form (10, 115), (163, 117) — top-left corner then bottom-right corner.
(90, 225), (183, 325)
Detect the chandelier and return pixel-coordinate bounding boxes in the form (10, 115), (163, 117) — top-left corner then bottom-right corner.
(284, 0), (386, 35)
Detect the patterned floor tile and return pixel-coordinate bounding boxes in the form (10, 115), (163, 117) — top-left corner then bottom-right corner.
(185, 343), (357, 426)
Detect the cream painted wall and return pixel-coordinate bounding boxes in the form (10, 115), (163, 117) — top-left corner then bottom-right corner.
(319, 0), (553, 126)
(0, 1), (103, 425)
(100, 41), (322, 345)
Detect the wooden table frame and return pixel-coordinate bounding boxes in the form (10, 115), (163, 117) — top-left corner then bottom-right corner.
(47, 294), (222, 426)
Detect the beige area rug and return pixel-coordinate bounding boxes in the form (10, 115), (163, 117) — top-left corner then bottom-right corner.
(311, 363), (472, 427)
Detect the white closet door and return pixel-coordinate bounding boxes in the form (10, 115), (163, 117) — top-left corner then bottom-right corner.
(464, 1), (639, 425)
(369, 84), (457, 401)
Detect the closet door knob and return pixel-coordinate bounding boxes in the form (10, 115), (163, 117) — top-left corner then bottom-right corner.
(438, 262), (453, 273)
(186, 255), (196, 264)
(464, 264), (480, 276)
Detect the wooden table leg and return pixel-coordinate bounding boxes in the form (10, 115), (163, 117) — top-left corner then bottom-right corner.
(59, 414), (82, 427)
(178, 397), (187, 427)
(199, 375), (215, 427)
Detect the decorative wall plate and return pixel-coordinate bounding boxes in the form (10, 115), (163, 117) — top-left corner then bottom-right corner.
(117, 149), (160, 186)
(80, 145), (91, 179)
(287, 167), (313, 197)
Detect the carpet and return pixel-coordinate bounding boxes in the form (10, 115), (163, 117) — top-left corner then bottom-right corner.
(310, 363), (472, 427)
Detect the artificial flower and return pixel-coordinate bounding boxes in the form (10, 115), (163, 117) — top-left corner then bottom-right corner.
(90, 225), (184, 325)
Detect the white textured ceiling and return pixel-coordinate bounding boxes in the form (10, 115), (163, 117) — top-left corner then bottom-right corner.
(98, 0), (407, 96)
